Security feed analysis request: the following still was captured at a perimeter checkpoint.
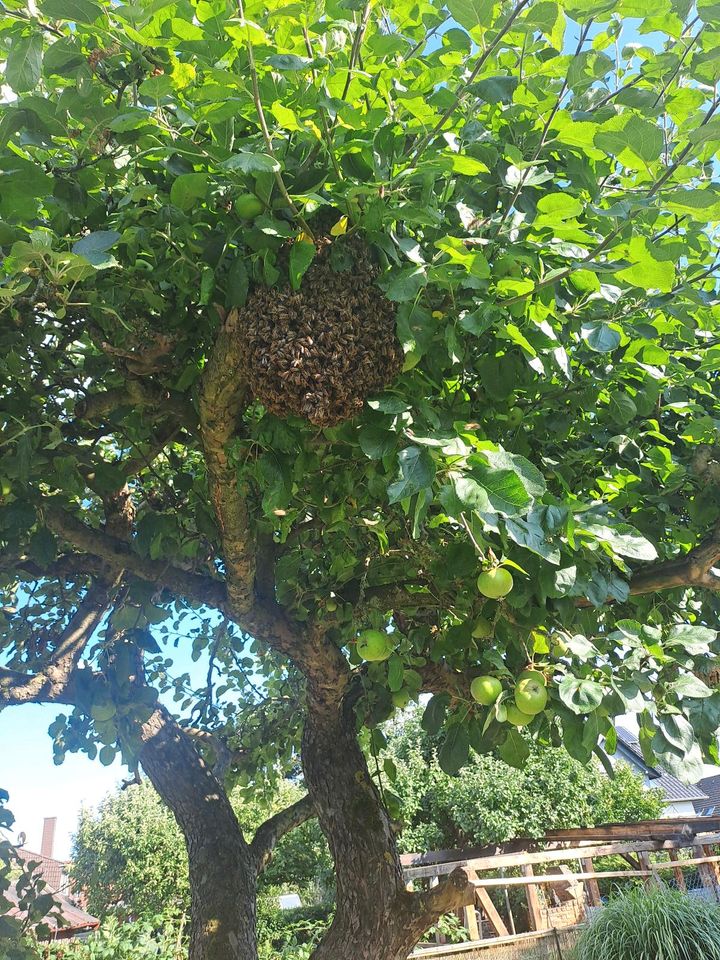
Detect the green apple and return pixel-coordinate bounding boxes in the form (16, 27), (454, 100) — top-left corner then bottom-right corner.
(470, 675), (502, 706)
(472, 617), (493, 639)
(392, 688), (411, 709)
(0, 477), (10, 497)
(505, 704), (534, 727)
(515, 677), (548, 715)
(356, 629), (393, 662)
(325, 599), (338, 612)
(551, 638), (568, 658)
(477, 568), (514, 599)
(235, 193), (264, 219)
(518, 669), (546, 686)
(507, 406), (524, 427)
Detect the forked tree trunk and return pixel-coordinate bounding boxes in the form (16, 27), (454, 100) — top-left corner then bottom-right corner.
(138, 705), (258, 960)
(303, 698), (460, 960)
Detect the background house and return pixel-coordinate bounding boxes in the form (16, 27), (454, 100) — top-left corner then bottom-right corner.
(612, 727), (709, 817)
(694, 775), (720, 816)
(11, 816), (99, 941)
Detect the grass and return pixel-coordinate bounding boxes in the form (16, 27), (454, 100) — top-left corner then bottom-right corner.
(575, 884), (720, 960)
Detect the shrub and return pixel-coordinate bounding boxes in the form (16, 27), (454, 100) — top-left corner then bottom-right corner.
(575, 884), (720, 960)
(41, 917), (185, 960)
(257, 902), (332, 960)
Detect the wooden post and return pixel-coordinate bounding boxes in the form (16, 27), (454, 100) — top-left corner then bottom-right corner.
(522, 864), (544, 931)
(669, 851), (686, 892)
(637, 851), (656, 888)
(702, 846), (720, 883)
(475, 886), (509, 937)
(580, 858), (601, 907)
(463, 903), (480, 941)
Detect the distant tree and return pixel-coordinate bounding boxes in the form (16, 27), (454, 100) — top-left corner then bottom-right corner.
(71, 782), (189, 920)
(385, 710), (664, 852)
(71, 781), (331, 920)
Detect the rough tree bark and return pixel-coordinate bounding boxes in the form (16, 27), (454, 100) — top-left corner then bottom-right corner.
(137, 705), (259, 960)
(301, 650), (471, 960)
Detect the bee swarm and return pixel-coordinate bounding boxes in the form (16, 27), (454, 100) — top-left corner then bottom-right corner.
(237, 238), (402, 427)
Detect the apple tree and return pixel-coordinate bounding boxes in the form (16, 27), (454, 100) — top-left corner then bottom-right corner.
(2, 0), (720, 957)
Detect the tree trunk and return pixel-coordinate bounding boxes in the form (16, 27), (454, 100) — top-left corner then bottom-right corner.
(138, 705), (258, 960)
(303, 699), (465, 960)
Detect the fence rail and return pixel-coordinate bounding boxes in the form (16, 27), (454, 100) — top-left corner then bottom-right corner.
(405, 817), (720, 958)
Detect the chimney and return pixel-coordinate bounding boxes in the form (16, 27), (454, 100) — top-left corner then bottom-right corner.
(40, 817), (57, 860)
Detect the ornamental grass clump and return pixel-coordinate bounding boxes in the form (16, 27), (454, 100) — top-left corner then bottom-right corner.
(575, 884), (720, 960)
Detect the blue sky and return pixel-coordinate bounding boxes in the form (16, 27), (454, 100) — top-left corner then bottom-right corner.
(1, 640), (208, 860)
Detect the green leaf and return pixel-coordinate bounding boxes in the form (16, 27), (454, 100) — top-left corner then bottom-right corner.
(481, 450), (546, 501)
(170, 173), (208, 212)
(387, 447), (435, 504)
(470, 464), (531, 516)
(669, 674), (713, 699)
(6, 35), (43, 93)
(39, 0), (103, 21)
(438, 723), (470, 775)
(289, 240), (315, 290)
(28, 527), (56, 567)
(666, 625), (716, 655)
(594, 115), (664, 167)
(72, 230), (121, 269)
(422, 693), (450, 735)
(470, 75), (519, 103)
(582, 522), (657, 561)
(225, 258), (250, 308)
(265, 54), (312, 71)
(91, 701), (117, 723)
(606, 391), (638, 424)
(616, 237), (675, 292)
(99, 745), (116, 766)
(558, 676), (605, 714)
(497, 729), (530, 768)
(358, 427), (396, 460)
(446, 0), (494, 32)
(658, 714), (696, 753)
(581, 321), (620, 353)
(222, 152), (281, 174)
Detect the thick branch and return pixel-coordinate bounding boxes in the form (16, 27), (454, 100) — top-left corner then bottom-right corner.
(75, 380), (196, 427)
(0, 580), (117, 706)
(250, 794), (316, 874)
(184, 726), (248, 777)
(43, 503), (228, 610)
(199, 309), (255, 615)
(418, 662), (472, 701)
(628, 525), (720, 596)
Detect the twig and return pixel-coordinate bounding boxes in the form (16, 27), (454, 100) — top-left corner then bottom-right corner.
(652, 25), (704, 107)
(236, 0), (314, 238)
(494, 18), (594, 236)
(406, 0), (533, 162)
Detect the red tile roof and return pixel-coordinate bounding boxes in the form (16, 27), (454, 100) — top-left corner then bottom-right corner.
(5, 883), (99, 936)
(16, 848), (66, 893)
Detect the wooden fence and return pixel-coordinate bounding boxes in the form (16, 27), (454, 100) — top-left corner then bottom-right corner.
(404, 817), (720, 957)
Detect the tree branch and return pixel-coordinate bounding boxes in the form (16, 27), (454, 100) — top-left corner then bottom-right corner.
(628, 524), (720, 597)
(198, 309), (256, 616)
(0, 580), (118, 706)
(250, 794), (316, 874)
(75, 380), (196, 428)
(42, 503), (228, 610)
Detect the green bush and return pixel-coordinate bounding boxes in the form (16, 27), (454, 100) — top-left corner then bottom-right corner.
(575, 885), (720, 960)
(41, 917), (185, 960)
(257, 902), (333, 959)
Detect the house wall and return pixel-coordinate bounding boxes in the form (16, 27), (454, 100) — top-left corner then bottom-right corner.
(661, 799), (699, 819)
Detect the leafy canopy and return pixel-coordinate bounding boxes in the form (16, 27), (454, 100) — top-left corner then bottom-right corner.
(1, 0), (720, 784)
